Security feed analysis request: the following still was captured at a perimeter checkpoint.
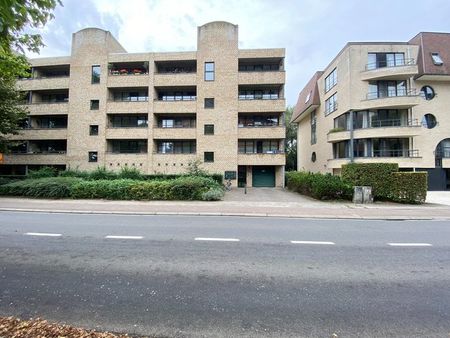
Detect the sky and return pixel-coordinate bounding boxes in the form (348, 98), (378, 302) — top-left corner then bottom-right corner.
(26, 0), (450, 106)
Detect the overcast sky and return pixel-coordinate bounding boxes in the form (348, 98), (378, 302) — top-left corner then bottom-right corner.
(27, 0), (450, 106)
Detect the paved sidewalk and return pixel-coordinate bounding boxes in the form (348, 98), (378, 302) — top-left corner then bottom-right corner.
(0, 188), (449, 220)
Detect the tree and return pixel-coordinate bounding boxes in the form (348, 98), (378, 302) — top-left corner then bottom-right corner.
(0, 0), (61, 151)
(284, 106), (297, 171)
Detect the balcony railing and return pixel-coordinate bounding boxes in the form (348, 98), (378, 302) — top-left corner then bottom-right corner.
(369, 118), (420, 128)
(238, 94), (280, 100)
(239, 150), (285, 154)
(155, 96), (196, 101)
(366, 88), (418, 100)
(365, 58), (415, 71)
(11, 150), (67, 155)
(110, 97), (148, 102)
(372, 149), (419, 158)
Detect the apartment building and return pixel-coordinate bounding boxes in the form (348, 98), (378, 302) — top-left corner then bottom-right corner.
(2, 21), (286, 187)
(292, 32), (450, 190)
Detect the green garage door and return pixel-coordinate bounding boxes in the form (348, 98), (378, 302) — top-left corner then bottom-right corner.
(252, 166), (275, 187)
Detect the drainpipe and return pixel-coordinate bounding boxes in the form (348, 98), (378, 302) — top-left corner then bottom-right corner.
(349, 110), (354, 162)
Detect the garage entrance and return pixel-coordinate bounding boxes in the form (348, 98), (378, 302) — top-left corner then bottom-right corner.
(252, 166), (275, 187)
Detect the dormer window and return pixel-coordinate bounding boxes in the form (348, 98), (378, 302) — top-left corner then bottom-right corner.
(305, 91), (311, 103)
(431, 53), (443, 66)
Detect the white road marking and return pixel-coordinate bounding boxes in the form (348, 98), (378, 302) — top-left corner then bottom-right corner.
(290, 241), (335, 245)
(25, 232), (62, 237)
(105, 235), (144, 240)
(388, 242), (432, 247)
(195, 237), (240, 242)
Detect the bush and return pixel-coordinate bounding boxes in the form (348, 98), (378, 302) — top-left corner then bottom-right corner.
(201, 188), (225, 201)
(0, 177), (17, 186)
(88, 167), (118, 180)
(341, 163), (399, 199)
(389, 172), (427, 204)
(128, 181), (173, 200)
(28, 166), (58, 179)
(70, 179), (138, 200)
(117, 167), (144, 180)
(0, 177), (82, 198)
(286, 171), (352, 200)
(59, 169), (91, 179)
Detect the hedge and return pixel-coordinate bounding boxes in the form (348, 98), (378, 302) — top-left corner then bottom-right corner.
(341, 163), (398, 199)
(0, 177), (82, 198)
(286, 171), (352, 200)
(70, 179), (138, 200)
(389, 172), (427, 204)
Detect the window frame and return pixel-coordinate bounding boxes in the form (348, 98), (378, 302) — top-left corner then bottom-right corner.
(204, 98), (214, 109)
(204, 124), (214, 135)
(90, 100), (99, 110)
(91, 65), (101, 84)
(204, 62), (215, 81)
(204, 151), (214, 162)
(89, 125), (99, 136)
(324, 93), (337, 115)
(88, 151), (98, 162)
(324, 68), (337, 93)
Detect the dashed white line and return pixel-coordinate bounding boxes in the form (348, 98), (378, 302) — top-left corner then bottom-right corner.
(105, 235), (144, 240)
(388, 243), (432, 247)
(25, 232), (62, 237)
(195, 237), (240, 242)
(290, 240), (335, 245)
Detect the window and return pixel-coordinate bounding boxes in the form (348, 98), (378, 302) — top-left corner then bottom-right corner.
(88, 151), (98, 162)
(204, 152), (214, 162)
(431, 53), (443, 66)
(204, 98), (214, 108)
(89, 125), (99, 135)
(238, 140), (280, 154)
(238, 89), (279, 100)
(90, 100), (99, 110)
(91, 65), (101, 84)
(420, 86), (435, 100)
(310, 111), (317, 145)
(368, 80), (407, 99)
(204, 124), (214, 135)
(325, 93), (337, 115)
(204, 62), (214, 81)
(311, 152), (316, 162)
(367, 53), (405, 70)
(157, 141), (196, 154)
(305, 91), (311, 104)
(324, 68), (337, 92)
(422, 114), (437, 129)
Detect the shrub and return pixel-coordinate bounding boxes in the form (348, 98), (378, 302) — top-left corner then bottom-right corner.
(0, 177), (17, 186)
(286, 171), (352, 200)
(59, 169), (90, 179)
(169, 176), (220, 200)
(28, 166), (58, 179)
(201, 188), (224, 201)
(117, 167), (144, 180)
(341, 163), (399, 199)
(0, 177), (82, 198)
(70, 179), (138, 200)
(128, 181), (173, 200)
(88, 167), (118, 180)
(389, 172), (427, 204)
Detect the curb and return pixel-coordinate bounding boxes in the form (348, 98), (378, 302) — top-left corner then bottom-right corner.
(0, 207), (444, 221)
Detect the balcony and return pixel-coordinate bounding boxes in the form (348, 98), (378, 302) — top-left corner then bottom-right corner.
(153, 127), (196, 139)
(327, 129), (351, 142)
(360, 89), (421, 110)
(238, 71), (285, 85)
(106, 139), (148, 154)
(238, 126), (285, 139)
(327, 152), (422, 169)
(3, 153), (67, 165)
(8, 128), (68, 140)
(361, 58), (418, 81)
(18, 76), (70, 91)
(238, 98), (285, 112)
(107, 88), (149, 113)
(105, 127), (149, 139)
(237, 153), (285, 166)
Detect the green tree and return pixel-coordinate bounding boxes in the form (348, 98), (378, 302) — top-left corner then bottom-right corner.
(284, 106), (297, 171)
(0, 0), (61, 151)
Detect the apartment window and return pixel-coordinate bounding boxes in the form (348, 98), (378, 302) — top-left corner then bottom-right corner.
(204, 62), (215, 81)
(157, 140), (196, 154)
(204, 98), (214, 108)
(204, 152), (214, 162)
(368, 80), (407, 99)
(367, 53), (405, 70)
(89, 125), (99, 135)
(88, 151), (98, 162)
(204, 124), (214, 135)
(431, 53), (443, 66)
(91, 65), (101, 84)
(90, 100), (99, 110)
(238, 140), (280, 154)
(325, 93), (337, 115)
(421, 86), (435, 100)
(310, 111), (317, 145)
(324, 68), (337, 92)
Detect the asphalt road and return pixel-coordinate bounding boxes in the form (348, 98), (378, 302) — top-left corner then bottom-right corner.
(0, 211), (449, 337)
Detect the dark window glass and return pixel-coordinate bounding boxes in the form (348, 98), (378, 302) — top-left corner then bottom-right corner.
(420, 86), (435, 100)
(204, 124), (214, 135)
(90, 100), (99, 110)
(204, 152), (214, 162)
(91, 65), (101, 84)
(310, 111), (317, 145)
(204, 62), (214, 81)
(311, 152), (316, 162)
(88, 151), (98, 162)
(204, 98), (214, 108)
(422, 114), (437, 129)
(89, 125), (99, 135)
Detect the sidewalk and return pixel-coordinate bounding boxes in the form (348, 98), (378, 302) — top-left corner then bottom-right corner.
(0, 188), (449, 220)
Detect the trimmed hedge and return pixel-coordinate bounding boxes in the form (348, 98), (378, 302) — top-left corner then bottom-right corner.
(341, 163), (398, 199)
(286, 171), (352, 200)
(390, 172), (427, 204)
(70, 179), (138, 200)
(0, 177), (82, 198)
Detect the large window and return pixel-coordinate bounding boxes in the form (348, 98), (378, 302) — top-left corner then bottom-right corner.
(157, 90), (195, 101)
(158, 117), (195, 128)
(238, 140), (280, 154)
(367, 53), (405, 70)
(238, 89), (279, 100)
(310, 111), (317, 145)
(204, 62), (215, 81)
(91, 65), (101, 84)
(325, 93), (337, 115)
(324, 68), (337, 92)
(111, 140), (147, 154)
(368, 80), (407, 99)
(113, 90), (148, 102)
(111, 115), (148, 128)
(157, 140), (196, 154)
(238, 115), (279, 127)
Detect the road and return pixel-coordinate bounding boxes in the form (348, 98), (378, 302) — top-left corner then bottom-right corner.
(0, 211), (449, 337)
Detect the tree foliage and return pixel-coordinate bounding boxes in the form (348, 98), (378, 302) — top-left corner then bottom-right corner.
(0, 0), (61, 152)
(284, 106), (297, 171)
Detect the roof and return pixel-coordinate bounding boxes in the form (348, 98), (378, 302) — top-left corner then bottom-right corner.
(291, 71), (323, 123)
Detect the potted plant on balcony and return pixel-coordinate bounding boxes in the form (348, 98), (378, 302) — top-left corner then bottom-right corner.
(119, 68), (128, 75)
